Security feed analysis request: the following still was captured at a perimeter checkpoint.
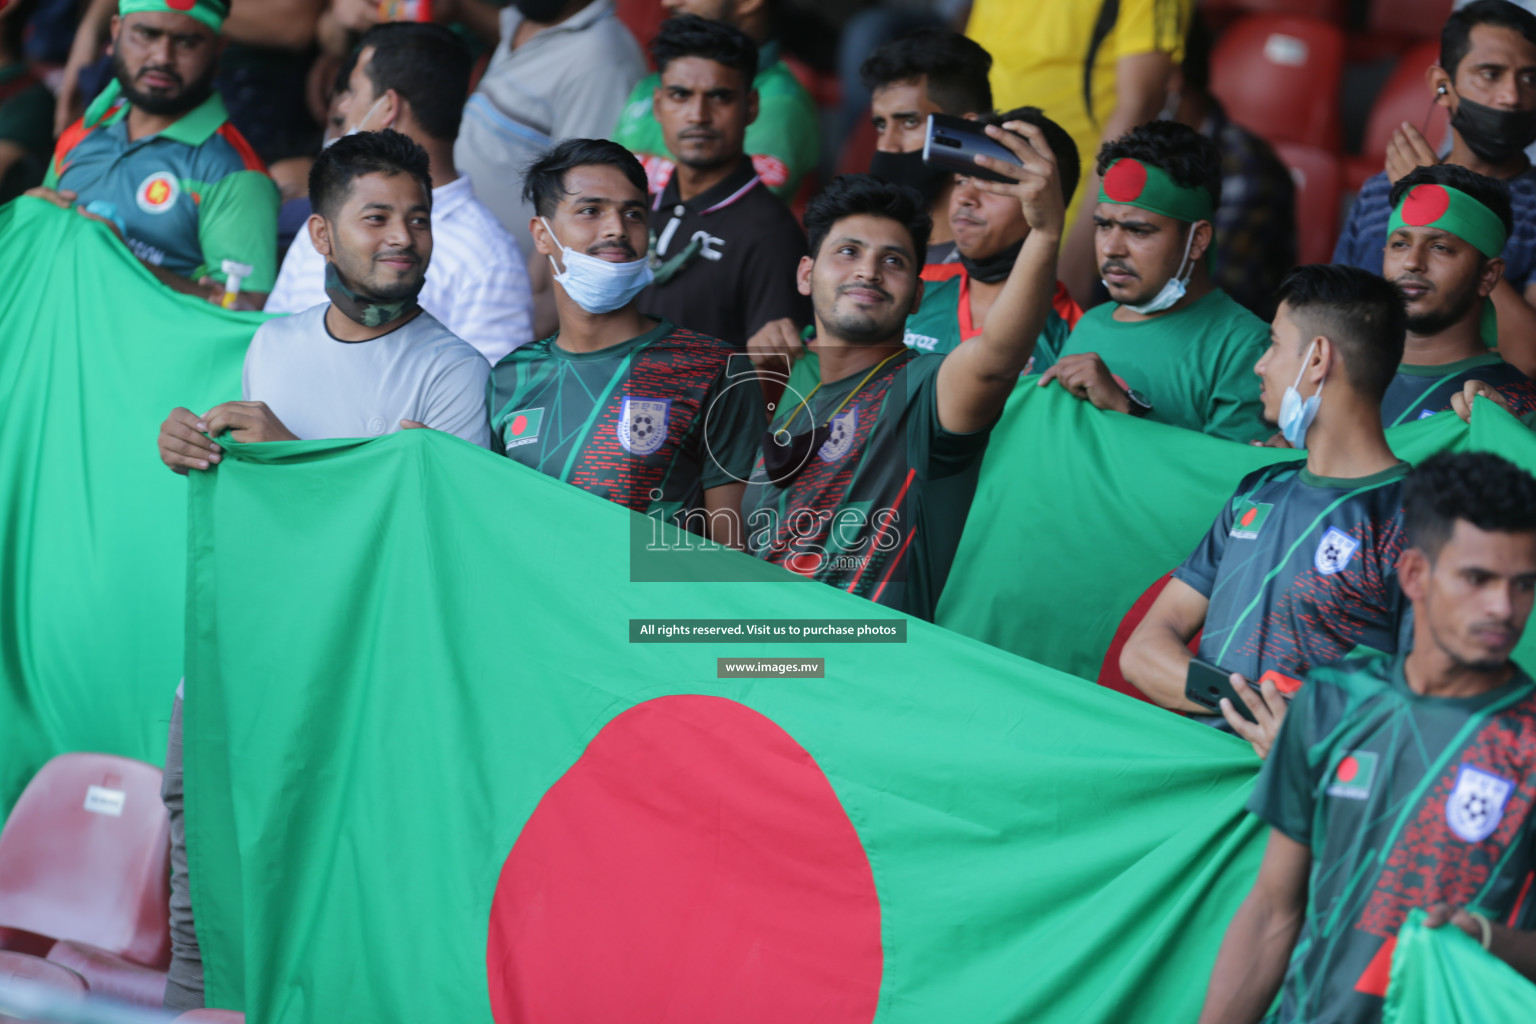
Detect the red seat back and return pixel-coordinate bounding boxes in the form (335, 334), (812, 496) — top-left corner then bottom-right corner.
(1367, 0), (1453, 39)
(836, 113), (877, 179)
(615, 0), (667, 60)
(1202, 0), (1344, 24)
(1274, 142), (1342, 265)
(1359, 40), (1449, 173)
(1097, 575), (1202, 706)
(0, 754), (169, 968)
(0, 950), (86, 1024)
(1212, 15), (1346, 150)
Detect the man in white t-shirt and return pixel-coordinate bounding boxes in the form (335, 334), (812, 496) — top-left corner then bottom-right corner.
(158, 128), (490, 472)
(264, 23), (533, 365)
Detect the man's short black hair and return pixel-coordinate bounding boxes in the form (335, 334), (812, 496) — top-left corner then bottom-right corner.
(976, 106), (1082, 210)
(1096, 120), (1223, 209)
(521, 138), (649, 219)
(650, 14), (756, 82)
(1441, 0), (1536, 78)
(310, 129), (433, 219)
(1275, 264), (1407, 402)
(1405, 451), (1536, 560)
(1389, 163), (1514, 241)
(804, 174), (932, 268)
(357, 22), (472, 143)
(858, 28), (993, 116)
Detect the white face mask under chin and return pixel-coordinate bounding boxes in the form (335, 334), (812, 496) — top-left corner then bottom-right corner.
(1117, 225), (1197, 316)
(540, 217), (655, 315)
(1278, 339), (1326, 449)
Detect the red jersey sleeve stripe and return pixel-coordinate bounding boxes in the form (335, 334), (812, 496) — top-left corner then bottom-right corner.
(51, 115), (92, 177)
(1052, 281), (1083, 330)
(216, 122), (269, 174)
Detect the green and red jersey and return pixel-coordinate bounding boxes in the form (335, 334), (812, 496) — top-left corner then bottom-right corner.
(46, 89), (278, 289)
(1175, 461), (1410, 688)
(742, 351), (992, 622)
(1381, 354), (1536, 427)
(488, 320), (761, 530)
(902, 263), (1080, 375)
(1254, 653), (1536, 1024)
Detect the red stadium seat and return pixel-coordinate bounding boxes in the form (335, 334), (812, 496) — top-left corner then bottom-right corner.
(46, 942), (166, 1008)
(1202, 0), (1345, 30)
(836, 112), (877, 179)
(0, 950), (87, 1024)
(0, 754), (170, 970)
(1274, 142), (1343, 265)
(1096, 575), (1201, 708)
(615, 0), (667, 59)
(1211, 15), (1346, 151)
(1350, 0), (1452, 61)
(1346, 40), (1448, 192)
(174, 1012), (246, 1023)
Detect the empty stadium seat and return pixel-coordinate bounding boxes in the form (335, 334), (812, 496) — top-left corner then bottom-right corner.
(1347, 40), (1448, 191)
(1097, 575), (1201, 708)
(174, 1011), (246, 1023)
(1352, 0), (1454, 62)
(1202, 0), (1345, 29)
(1211, 15), (1346, 151)
(46, 941), (166, 1008)
(0, 950), (86, 1024)
(1274, 142), (1344, 265)
(0, 754), (170, 969)
(615, 0), (666, 57)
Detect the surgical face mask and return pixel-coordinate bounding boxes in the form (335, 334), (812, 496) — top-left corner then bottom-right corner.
(541, 218), (654, 315)
(1451, 93), (1536, 165)
(1118, 224), (1197, 315)
(343, 96), (388, 138)
(1278, 340), (1326, 449)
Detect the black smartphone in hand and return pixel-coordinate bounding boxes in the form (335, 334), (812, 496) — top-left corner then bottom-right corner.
(922, 113), (1020, 184)
(1185, 658), (1258, 724)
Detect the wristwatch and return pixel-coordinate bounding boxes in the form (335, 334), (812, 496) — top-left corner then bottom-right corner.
(1124, 387), (1154, 418)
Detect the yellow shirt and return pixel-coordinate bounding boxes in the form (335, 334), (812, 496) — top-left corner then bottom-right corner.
(967, 0), (1190, 224)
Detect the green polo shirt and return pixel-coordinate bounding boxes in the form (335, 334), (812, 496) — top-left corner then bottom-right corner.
(46, 89), (278, 290)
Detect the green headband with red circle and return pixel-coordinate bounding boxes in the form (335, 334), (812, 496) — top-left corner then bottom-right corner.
(1097, 158), (1216, 223)
(1388, 183), (1508, 259)
(119, 0), (228, 31)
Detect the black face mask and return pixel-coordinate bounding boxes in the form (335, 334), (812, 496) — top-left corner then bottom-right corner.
(760, 424), (830, 488)
(868, 149), (952, 207)
(959, 238), (1024, 285)
(325, 261), (422, 328)
(1452, 95), (1536, 164)
(514, 0), (569, 21)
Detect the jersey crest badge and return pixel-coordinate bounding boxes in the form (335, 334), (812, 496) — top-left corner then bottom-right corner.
(135, 171), (180, 214)
(1230, 499), (1274, 539)
(1314, 527), (1359, 575)
(617, 397), (670, 456)
(1446, 763), (1514, 843)
(817, 406), (859, 462)
(502, 407), (544, 449)
(1326, 750), (1379, 800)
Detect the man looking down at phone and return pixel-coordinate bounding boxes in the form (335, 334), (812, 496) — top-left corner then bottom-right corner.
(1122, 265), (1411, 757)
(902, 107), (1083, 373)
(1039, 120), (1269, 443)
(1197, 451), (1536, 1024)
(1380, 164), (1536, 425)
(741, 117), (1064, 621)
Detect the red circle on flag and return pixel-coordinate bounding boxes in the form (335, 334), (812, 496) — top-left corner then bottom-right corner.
(1402, 184), (1451, 226)
(1103, 159), (1148, 203)
(509, 414), (528, 437)
(786, 552), (824, 576)
(166, 0), (196, 9)
(485, 695), (882, 1024)
(1240, 508), (1258, 528)
(1337, 755), (1358, 783)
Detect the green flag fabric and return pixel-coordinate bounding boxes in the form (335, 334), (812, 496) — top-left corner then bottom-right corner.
(0, 199), (254, 809)
(1385, 909), (1536, 1023)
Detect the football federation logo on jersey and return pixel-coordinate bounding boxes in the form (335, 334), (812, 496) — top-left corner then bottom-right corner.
(1230, 499), (1275, 540)
(617, 397), (670, 456)
(1314, 527), (1359, 575)
(1446, 763), (1515, 843)
(503, 407), (544, 449)
(135, 171), (180, 214)
(1326, 750), (1379, 800)
(818, 406), (859, 462)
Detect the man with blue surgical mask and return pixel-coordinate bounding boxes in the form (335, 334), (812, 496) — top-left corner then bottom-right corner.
(487, 138), (761, 548)
(1122, 265), (1414, 759)
(1038, 120), (1270, 444)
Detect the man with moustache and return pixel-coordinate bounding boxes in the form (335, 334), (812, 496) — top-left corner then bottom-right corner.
(742, 116), (1065, 621)
(634, 15), (810, 350)
(1039, 120), (1269, 443)
(1380, 164), (1536, 426)
(28, 0), (278, 307)
(1123, 265), (1413, 759)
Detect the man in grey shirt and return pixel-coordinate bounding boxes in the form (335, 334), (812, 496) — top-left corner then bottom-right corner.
(151, 129), (487, 1013)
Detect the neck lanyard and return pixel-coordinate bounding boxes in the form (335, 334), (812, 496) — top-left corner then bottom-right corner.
(773, 348), (909, 441)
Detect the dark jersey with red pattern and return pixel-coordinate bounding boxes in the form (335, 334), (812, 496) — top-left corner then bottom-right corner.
(487, 321), (760, 530)
(1174, 461), (1410, 686)
(741, 351), (992, 622)
(1253, 653), (1536, 1024)
(1381, 354), (1536, 427)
